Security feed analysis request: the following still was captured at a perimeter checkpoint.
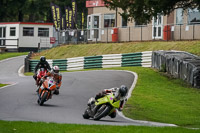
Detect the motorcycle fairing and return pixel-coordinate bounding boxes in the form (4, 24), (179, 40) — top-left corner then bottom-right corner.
(95, 93), (120, 108)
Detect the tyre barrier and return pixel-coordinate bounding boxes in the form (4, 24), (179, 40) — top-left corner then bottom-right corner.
(152, 50), (200, 88)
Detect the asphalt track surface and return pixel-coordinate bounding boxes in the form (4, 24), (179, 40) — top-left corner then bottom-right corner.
(0, 56), (176, 126)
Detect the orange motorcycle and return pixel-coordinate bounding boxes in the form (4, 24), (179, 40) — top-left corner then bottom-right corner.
(37, 77), (56, 106)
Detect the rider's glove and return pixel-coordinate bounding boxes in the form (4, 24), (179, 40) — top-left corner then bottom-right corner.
(102, 91), (106, 94)
(40, 78), (44, 83)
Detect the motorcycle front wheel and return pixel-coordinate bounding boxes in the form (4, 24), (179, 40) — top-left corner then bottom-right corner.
(82, 108), (90, 119)
(38, 91), (48, 106)
(93, 104), (111, 120)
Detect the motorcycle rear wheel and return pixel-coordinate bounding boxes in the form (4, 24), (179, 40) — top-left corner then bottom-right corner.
(93, 104), (111, 120)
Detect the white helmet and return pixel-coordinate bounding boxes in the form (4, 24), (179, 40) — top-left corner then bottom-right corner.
(52, 66), (59, 74)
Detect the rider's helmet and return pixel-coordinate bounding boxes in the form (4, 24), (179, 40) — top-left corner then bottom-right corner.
(40, 56), (46, 63)
(52, 66), (59, 75)
(114, 85), (128, 100)
(119, 85), (128, 97)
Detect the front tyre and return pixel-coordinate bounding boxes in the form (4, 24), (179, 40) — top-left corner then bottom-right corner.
(82, 109), (90, 119)
(93, 104), (111, 120)
(39, 91), (48, 106)
(37, 99), (40, 104)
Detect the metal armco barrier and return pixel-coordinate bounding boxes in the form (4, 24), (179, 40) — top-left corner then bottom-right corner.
(84, 56), (103, 69)
(152, 50), (200, 88)
(53, 59), (67, 70)
(28, 51), (152, 72)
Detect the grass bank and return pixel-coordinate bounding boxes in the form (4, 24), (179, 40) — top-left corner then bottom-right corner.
(0, 120), (199, 133)
(0, 52), (28, 61)
(31, 41), (200, 59)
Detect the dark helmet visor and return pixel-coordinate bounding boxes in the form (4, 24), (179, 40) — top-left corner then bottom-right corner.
(54, 70), (59, 73)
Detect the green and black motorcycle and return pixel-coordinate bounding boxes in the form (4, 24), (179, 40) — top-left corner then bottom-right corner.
(82, 93), (120, 120)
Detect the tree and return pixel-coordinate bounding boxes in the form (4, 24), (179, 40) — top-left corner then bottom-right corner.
(102, 0), (131, 21)
(0, 0), (87, 25)
(103, 0), (200, 24)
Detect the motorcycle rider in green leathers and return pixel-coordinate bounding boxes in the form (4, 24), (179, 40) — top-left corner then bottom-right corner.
(90, 85), (128, 118)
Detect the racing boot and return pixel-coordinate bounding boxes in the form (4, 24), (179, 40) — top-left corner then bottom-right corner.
(53, 88), (59, 95)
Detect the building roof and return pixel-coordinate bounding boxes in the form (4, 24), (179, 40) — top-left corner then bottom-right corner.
(0, 22), (53, 25)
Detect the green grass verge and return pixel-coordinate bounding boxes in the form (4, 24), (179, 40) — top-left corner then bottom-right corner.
(31, 41), (200, 59)
(104, 67), (200, 128)
(0, 84), (7, 87)
(24, 72), (34, 76)
(0, 52), (28, 61)
(0, 120), (199, 133)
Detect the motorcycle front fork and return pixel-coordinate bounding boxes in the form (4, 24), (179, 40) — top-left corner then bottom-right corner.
(88, 104), (99, 117)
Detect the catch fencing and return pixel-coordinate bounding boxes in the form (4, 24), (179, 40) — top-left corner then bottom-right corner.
(27, 51), (152, 72)
(152, 50), (200, 88)
(54, 23), (200, 44)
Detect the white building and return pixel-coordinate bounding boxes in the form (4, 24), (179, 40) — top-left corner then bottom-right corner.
(0, 22), (54, 52)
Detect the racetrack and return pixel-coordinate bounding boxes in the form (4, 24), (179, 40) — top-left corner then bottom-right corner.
(0, 56), (176, 126)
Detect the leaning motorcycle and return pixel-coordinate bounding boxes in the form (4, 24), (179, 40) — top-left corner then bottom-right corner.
(82, 93), (120, 120)
(37, 77), (56, 106)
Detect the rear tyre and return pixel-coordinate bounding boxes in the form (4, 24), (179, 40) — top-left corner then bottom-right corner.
(82, 109), (90, 119)
(93, 105), (111, 120)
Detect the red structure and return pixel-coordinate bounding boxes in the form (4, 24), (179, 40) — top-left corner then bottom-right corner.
(112, 28), (118, 42)
(163, 25), (171, 41)
(50, 37), (56, 44)
(86, 0), (105, 7)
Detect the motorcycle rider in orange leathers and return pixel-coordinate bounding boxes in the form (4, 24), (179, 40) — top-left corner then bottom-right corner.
(39, 66), (62, 95)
